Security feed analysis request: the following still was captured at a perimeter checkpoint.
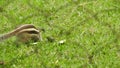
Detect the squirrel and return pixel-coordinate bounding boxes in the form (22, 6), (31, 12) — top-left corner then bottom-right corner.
(0, 24), (42, 44)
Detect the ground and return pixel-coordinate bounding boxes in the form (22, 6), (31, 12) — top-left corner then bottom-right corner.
(0, 0), (120, 68)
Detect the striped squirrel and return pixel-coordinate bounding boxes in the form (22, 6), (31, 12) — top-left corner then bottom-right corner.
(0, 24), (42, 44)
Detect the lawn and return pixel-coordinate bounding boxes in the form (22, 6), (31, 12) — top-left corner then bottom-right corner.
(0, 0), (120, 68)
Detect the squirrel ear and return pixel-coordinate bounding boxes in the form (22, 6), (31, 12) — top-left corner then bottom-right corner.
(40, 28), (45, 32)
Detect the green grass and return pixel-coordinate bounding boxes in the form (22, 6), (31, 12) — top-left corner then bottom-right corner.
(0, 0), (120, 68)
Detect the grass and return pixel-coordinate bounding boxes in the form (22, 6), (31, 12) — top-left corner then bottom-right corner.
(0, 0), (120, 68)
